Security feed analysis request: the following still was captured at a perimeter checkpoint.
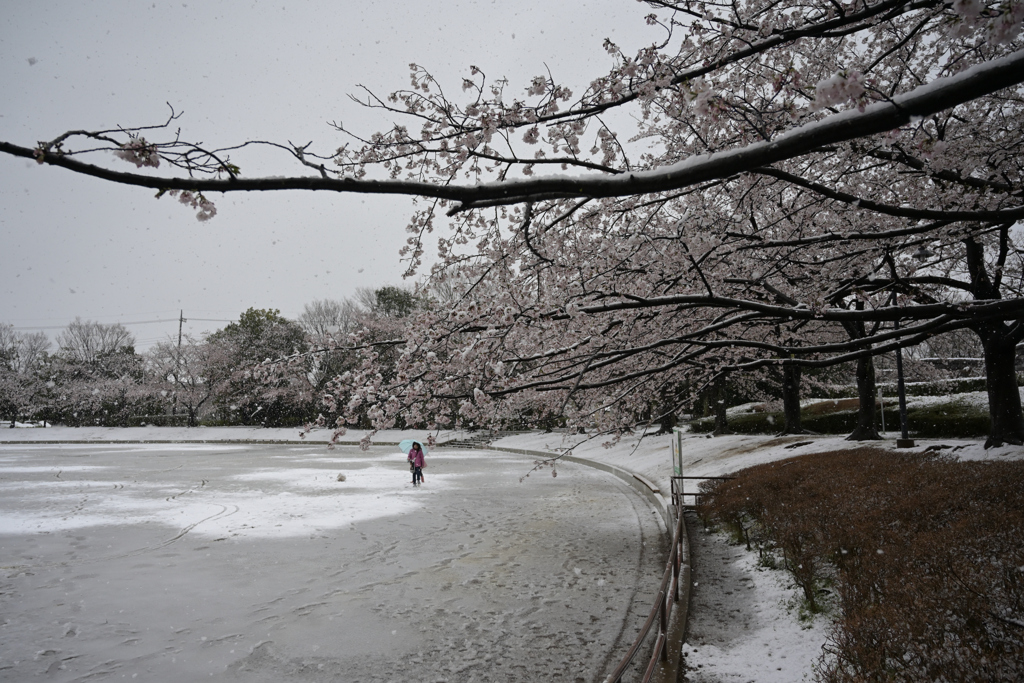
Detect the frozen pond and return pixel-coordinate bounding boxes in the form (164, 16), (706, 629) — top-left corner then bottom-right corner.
(0, 443), (666, 682)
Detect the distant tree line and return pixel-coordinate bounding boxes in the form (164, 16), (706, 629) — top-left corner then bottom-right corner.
(0, 286), (420, 429)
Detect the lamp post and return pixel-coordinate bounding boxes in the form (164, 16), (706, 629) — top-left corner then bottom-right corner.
(891, 243), (933, 448)
(894, 318), (914, 448)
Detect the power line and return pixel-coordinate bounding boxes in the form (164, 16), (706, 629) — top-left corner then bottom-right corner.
(11, 318), (233, 331)
(12, 319), (176, 330)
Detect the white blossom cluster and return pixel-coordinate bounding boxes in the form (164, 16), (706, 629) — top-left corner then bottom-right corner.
(113, 137), (160, 168)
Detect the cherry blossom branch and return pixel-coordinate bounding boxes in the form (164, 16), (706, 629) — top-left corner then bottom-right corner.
(717, 316), (983, 373)
(551, 292), (1024, 325)
(864, 147), (1018, 195)
(490, 313), (983, 397)
(419, 296), (1011, 399)
(752, 167), (1024, 222)
(492, 0), (945, 130)
(4, 47), (1022, 210)
(725, 219), (960, 250)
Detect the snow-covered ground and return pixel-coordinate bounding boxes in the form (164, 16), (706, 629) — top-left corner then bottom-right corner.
(3, 424), (1021, 682)
(681, 515), (828, 683)
(0, 438), (666, 682)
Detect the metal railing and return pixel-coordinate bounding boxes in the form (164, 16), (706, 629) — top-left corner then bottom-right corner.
(603, 498), (687, 683)
(671, 474), (734, 509)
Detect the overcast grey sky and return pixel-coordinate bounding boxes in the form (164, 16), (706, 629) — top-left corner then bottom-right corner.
(1, 0), (653, 349)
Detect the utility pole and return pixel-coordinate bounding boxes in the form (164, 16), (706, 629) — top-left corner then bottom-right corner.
(172, 310), (186, 419)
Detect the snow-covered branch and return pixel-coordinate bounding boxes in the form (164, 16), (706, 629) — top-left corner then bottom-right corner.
(4, 48), (1022, 210)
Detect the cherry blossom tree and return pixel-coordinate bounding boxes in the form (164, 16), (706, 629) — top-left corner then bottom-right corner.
(2, 0), (1023, 443)
(40, 347), (153, 427)
(0, 324), (50, 426)
(309, 286), (426, 436)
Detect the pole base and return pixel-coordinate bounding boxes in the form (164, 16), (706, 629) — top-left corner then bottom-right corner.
(896, 438), (916, 448)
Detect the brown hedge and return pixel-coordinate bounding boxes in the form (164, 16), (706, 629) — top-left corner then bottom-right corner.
(697, 448), (1024, 682)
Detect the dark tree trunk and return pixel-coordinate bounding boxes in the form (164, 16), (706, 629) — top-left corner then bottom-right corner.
(843, 309), (884, 444)
(839, 310), (882, 441)
(978, 329), (1024, 448)
(963, 235), (1024, 448)
(847, 353), (882, 440)
(780, 363), (805, 435)
(657, 411), (677, 434)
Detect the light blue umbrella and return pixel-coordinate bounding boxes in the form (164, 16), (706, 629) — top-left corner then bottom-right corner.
(398, 439), (428, 455)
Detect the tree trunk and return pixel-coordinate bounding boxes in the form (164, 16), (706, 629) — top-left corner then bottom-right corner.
(657, 410), (677, 434)
(979, 332), (1024, 448)
(840, 312), (882, 441)
(780, 363), (805, 435)
(713, 375), (730, 435)
(962, 235), (1024, 447)
(847, 354), (882, 440)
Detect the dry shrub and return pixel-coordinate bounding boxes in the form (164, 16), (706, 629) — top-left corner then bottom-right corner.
(698, 449), (1024, 682)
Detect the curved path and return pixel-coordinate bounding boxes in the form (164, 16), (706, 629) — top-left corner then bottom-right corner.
(0, 443), (666, 682)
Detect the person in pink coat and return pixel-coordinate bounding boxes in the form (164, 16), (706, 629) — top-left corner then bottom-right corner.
(408, 442), (425, 486)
